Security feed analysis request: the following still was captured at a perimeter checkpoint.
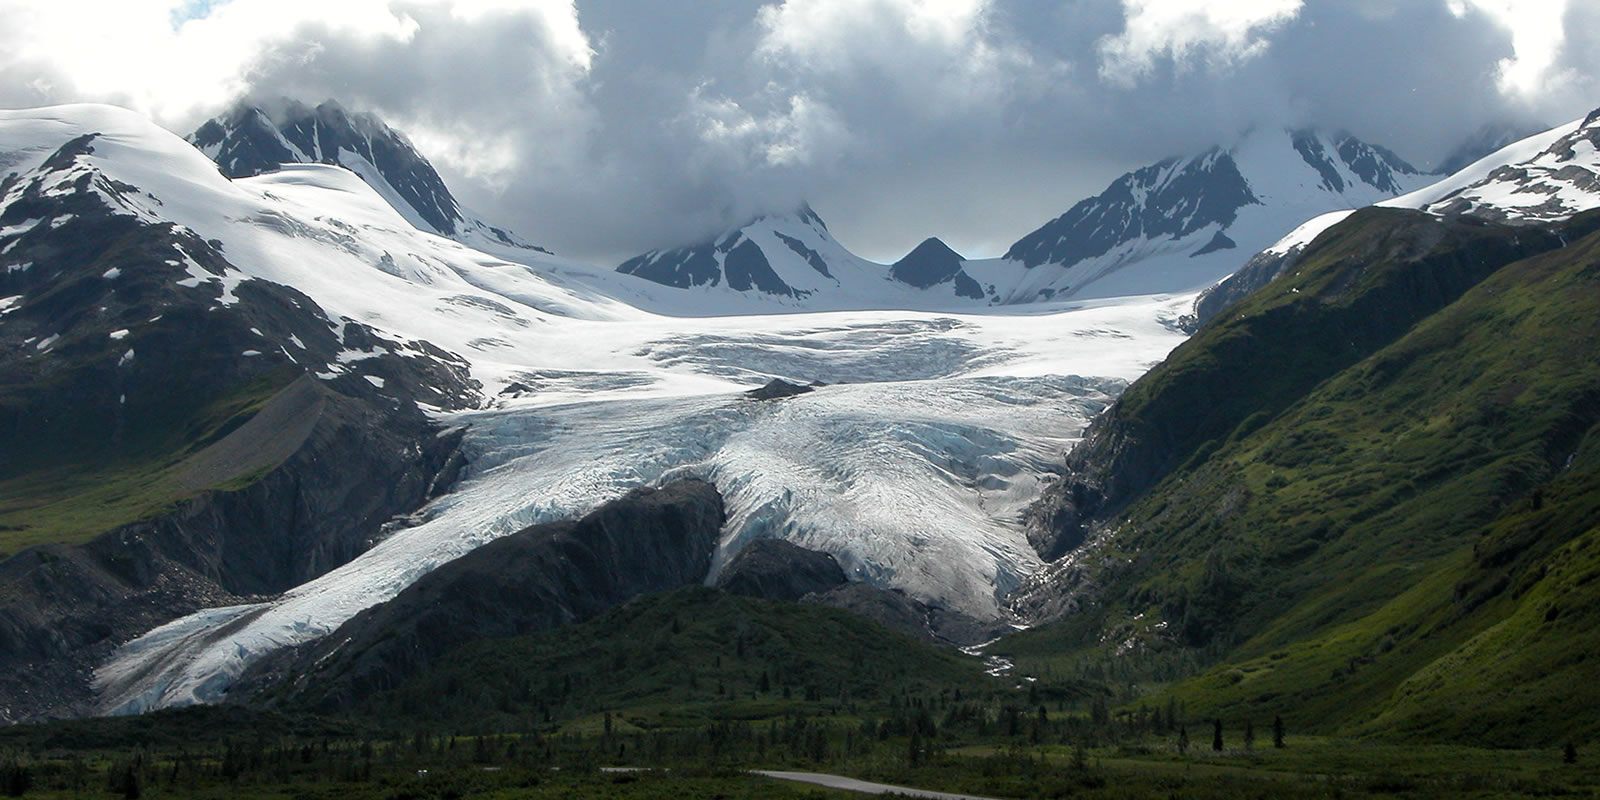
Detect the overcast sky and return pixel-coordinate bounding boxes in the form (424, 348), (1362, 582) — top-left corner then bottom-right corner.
(1, 0), (1595, 263)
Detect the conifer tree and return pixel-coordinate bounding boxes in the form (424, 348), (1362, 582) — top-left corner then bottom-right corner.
(1273, 715), (1286, 749)
(1212, 719), (1224, 751)
(1177, 725), (1190, 755)
(1564, 742), (1577, 764)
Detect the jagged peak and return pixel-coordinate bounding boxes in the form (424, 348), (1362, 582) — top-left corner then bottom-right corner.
(654, 202), (830, 253)
(200, 97), (419, 157)
(187, 97), (546, 252)
(896, 236), (964, 265)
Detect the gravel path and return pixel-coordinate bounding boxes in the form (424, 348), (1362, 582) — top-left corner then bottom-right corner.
(752, 770), (1002, 799)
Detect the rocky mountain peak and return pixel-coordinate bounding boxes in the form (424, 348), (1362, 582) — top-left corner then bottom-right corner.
(189, 99), (546, 254)
(890, 237), (982, 298)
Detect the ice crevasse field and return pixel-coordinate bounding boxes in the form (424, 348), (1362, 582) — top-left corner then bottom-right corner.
(0, 105), (1193, 713)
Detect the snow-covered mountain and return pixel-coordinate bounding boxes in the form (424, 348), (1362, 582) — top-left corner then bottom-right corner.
(1413, 107), (1600, 223)
(616, 205), (988, 310)
(978, 128), (1433, 302)
(1272, 108), (1600, 257)
(0, 104), (1194, 715)
(1190, 107), (1600, 328)
(617, 128), (1433, 307)
(188, 100), (548, 257)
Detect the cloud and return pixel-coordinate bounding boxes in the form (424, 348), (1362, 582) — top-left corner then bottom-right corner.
(753, 0), (1043, 114)
(0, 0), (1594, 264)
(1447, 0), (1569, 99)
(1097, 0), (1303, 84)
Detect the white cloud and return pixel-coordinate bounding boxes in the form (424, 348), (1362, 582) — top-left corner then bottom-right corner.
(758, 0), (988, 61)
(753, 0), (1047, 114)
(0, 0), (1592, 264)
(0, 1), (592, 129)
(683, 87), (851, 170)
(1097, 0), (1304, 84)
(1446, 0), (1571, 100)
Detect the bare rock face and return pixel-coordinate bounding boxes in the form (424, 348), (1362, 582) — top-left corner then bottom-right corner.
(243, 479), (726, 712)
(716, 538), (847, 602)
(744, 378), (815, 401)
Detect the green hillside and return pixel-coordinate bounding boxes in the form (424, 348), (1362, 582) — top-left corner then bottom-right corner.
(357, 585), (1002, 732)
(0, 367), (299, 555)
(1002, 208), (1600, 746)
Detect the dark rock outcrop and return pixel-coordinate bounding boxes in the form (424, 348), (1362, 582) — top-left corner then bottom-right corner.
(1183, 242), (1302, 331)
(246, 480), (726, 712)
(715, 538), (846, 602)
(744, 378), (815, 401)
(1190, 229), (1236, 257)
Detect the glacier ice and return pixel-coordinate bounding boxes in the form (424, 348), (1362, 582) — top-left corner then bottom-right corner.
(94, 316), (1167, 715)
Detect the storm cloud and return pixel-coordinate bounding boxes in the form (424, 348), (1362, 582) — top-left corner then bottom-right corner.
(1, 0), (1595, 263)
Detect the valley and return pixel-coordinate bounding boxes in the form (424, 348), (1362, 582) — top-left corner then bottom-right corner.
(0, 80), (1597, 800)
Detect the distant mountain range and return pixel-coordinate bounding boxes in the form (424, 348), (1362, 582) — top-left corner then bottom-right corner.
(613, 128), (1438, 306)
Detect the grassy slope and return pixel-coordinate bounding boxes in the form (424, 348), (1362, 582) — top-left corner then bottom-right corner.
(0, 205), (326, 556)
(1003, 209), (1600, 746)
(1062, 207), (1562, 511)
(358, 585), (999, 732)
(0, 367), (298, 555)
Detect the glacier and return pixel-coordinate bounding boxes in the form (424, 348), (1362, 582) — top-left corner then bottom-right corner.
(92, 296), (1191, 713)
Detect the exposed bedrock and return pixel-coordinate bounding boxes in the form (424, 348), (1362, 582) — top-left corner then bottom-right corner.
(241, 479), (726, 712)
(0, 379), (466, 723)
(715, 537), (847, 602)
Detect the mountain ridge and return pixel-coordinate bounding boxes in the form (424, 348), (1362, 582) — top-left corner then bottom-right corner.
(189, 99), (548, 256)
(615, 127), (1433, 307)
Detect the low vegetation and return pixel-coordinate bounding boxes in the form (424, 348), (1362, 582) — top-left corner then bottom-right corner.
(1001, 209), (1600, 747)
(0, 368), (297, 555)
